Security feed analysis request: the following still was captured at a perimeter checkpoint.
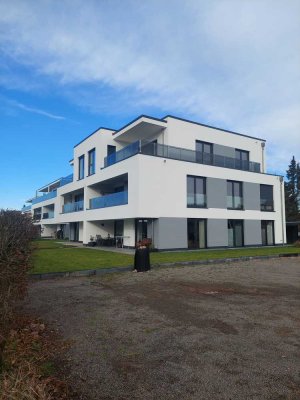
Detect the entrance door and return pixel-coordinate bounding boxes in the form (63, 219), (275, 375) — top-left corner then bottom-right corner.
(114, 220), (124, 237)
(187, 219), (206, 249)
(71, 222), (79, 241)
(136, 219), (148, 242)
(261, 221), (274, 246)
(228, 220), (244, 247)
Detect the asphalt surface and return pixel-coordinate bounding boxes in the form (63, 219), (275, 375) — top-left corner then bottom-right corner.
(24, 258), (300, 400)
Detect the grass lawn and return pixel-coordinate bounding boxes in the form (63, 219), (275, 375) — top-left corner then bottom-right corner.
(31, 239), (300, 274)
(31, 240), (133, 273)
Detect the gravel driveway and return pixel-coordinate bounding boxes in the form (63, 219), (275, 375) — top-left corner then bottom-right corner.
(25, 258), (300, 400)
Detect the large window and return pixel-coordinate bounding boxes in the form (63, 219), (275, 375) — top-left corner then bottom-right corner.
(196, 140), (213, 164)
(228, 220), (244, 247)
(187, 175), (206, 208)
(235, 149), (249, 170)
(114, 220), (124, 237)
(227, 181), (243, 209)
(88, 148), (95, 176)
(78, 155), (85, 180)
(261, 220), (274, 246)
(260, 185), (274, 211)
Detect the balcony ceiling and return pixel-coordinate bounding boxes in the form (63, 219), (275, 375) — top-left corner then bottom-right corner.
(113, 116), (167, 143)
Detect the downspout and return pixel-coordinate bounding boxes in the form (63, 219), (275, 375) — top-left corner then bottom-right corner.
(261, 142), (265, 173)
(279, 176), (285, 246)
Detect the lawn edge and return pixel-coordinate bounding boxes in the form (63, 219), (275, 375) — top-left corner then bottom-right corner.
(29, 253), (299, 280)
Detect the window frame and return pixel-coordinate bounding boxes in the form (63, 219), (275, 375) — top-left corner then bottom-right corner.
(228, 219), (244, 247)
(78, 155), (85, 180)
(187, 175), (207, 208)
(261, 220), (275, 246)
(227, 180), (243, 210)
(88, 148), (96, 176)
(235, 148), (249, 170)
(195, 140), (213, 164)
(260, 184), (274, 211)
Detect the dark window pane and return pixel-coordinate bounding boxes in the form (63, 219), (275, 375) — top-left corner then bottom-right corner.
(228, 220), (244, 247)
(88, 148), (95, 175)
(260, 185), (273, 211)
(195, 178), (204, 195)
(227, 181), (232, 196)
(187, 176), (206, 207)
(203, 143), (212, 153)
(227, 181), (243, 209)
(235, 221), (243, 247)
(261, 220), (274, 245)
(107, 145), (116, 156)
(78, 155), (84, 180)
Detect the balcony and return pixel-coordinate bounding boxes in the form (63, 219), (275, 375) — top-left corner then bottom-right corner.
(33, 214), (41, 222)
(104, 141), (139, 167)
(104, 140), (261, 173)
(21, 205), (31, 212)
(32, 190), (57, 205)
(59, 174), (73, 187)
(62, 200), (84, 213)
(42, 211), (55, 219)
(89, 191), (128, 210)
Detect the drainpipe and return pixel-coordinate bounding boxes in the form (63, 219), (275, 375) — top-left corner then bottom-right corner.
(279, 176), (285, 246)
(261, 142), (265, 173)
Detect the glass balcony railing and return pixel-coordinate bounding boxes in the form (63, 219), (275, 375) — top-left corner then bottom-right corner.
(141, 142), (261, 173)
(42, 211), (55, 219)
(59, 174), (73, 187)
(21, 205), (31, 212)
(62, 200), (84, 213)
(104, 141), (140, 167)
(89, 191), (128, 209)
(103, 140), (261, 173)
(31, 190), (57, 205)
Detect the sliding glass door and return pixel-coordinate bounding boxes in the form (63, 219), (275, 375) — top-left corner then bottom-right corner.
(188, 219), (206, 249)
(228, 220), (244, 247)
(261, 221), (274, 246)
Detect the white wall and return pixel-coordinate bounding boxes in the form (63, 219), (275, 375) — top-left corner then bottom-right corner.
(136, 155), (285, 244)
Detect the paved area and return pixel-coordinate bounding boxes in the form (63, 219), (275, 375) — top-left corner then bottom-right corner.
(57, 241), (135, 254)
(25, 258), (300, 400)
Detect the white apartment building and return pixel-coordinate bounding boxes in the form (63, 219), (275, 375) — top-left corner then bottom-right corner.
(22, 115), (286, 250)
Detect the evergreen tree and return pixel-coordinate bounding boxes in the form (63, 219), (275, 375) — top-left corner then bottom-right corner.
(285, 156), (300, 220)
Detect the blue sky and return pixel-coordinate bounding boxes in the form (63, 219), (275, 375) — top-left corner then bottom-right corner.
(0, 0), (299, 209)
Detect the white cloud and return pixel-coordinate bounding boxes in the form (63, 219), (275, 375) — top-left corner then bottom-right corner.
(11, 100), (66, 120)
(0, 0), (299, 172)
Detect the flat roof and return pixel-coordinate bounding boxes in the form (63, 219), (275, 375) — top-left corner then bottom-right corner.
(113, 114), (167, 135)
(73, 113), (265, 150)
(74, 126), (116, 148)
(163, 115), (266, 142)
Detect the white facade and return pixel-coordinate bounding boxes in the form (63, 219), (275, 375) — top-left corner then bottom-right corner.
(23, 115), (286, 249)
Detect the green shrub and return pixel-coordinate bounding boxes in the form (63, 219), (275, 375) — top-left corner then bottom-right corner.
(0, 210), (38, 369)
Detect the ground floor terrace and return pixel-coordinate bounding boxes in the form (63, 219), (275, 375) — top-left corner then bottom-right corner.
(39, 216), (282, 250)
